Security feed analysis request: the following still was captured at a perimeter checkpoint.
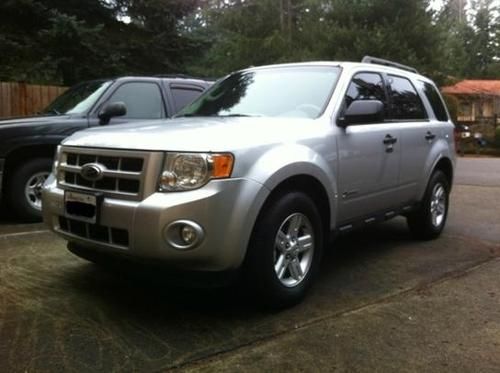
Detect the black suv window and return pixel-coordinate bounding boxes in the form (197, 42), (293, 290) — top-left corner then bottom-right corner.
(343, 72), (388, 117)
(171, 86), (204, 113)
(107, 82), (164, 119)
(388, 75), (427, 120)
(419, 81), (449, 122)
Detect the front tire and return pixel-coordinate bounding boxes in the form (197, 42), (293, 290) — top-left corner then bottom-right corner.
(7, 158), (52, 222)
(407, 170), (450, 240)
(243, 191), (324, 308)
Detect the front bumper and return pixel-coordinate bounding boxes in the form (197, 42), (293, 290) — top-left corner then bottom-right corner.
(42, 174), (268, 271)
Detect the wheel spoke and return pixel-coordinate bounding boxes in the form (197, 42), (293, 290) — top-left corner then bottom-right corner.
(287, 214), (302, 236)
(297, 234), (313, 253)
(435, 186), (442, 199)
(275, 254), (287, 279)
(275, 230), (288, 252)
(288, 258), (303, 281)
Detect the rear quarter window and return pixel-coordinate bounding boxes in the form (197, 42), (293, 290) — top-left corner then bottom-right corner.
(171, 86), (205, 113)
(419, 81), (449, 122)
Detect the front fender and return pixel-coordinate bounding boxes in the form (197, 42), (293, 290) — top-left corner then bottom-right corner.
(244, 144), (338, 228)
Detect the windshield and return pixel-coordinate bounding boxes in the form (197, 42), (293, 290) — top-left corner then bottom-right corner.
(177, 66), (340, 119)
(43, 80), (112, 115)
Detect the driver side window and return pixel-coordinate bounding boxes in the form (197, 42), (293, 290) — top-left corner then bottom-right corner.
(343, 72), (388, 117)
(106, 82), (165, 119)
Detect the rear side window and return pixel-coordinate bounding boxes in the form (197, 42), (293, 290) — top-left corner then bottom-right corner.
(107, 82), (164, 119)
(343, 72), (388, 117)
(388, 75), (427, 120)
(171, 86), (204, 113)
(420, 81), (449, 122)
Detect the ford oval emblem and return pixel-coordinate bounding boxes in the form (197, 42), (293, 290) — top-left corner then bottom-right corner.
(80, 163), (104, 181)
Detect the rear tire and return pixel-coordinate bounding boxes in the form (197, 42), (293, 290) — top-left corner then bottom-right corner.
(243, 191), (324, 308)
(407, 170), (450, 240)
(7, 158), (52, 222)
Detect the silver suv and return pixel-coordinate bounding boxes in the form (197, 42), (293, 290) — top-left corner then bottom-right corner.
(42, 57), (455, 307)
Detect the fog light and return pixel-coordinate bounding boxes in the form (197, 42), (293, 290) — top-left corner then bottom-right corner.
(164, 220), (204, 250)
(181, 225), (197, 245)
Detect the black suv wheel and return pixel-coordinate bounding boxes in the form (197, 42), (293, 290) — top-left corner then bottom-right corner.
(7, 158), (52, 222)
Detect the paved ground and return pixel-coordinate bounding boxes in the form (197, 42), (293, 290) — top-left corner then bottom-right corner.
(0, 158), (499, 372)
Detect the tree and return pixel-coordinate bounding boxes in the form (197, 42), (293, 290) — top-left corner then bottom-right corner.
(468, 0), (499, 77)
(0, 0), (201, 85)
(188, 0), (448, 81)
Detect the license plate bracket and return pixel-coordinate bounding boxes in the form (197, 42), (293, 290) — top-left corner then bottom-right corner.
(64, 191), (102, 224)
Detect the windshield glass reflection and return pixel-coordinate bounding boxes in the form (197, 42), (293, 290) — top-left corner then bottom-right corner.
(43, 80), (112, 115)
(178, 66), (340, 119)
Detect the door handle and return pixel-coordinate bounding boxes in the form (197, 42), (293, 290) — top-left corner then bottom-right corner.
(383, 134), (397, 145)
(425, 131), (436, 141)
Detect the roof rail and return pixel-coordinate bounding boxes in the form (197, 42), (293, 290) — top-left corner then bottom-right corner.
(361, 56), (418, 74)
(155, 74), (198, 79)
(155, 74), (217, 82)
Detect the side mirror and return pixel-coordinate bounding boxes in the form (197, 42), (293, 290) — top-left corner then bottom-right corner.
(98, 101), (127, 124)
(338, 100), (384, 127)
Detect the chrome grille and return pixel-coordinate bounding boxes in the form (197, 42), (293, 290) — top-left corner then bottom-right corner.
(57, 146), (164, 201)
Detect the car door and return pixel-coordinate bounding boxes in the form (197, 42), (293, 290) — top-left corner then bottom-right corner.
(336, 71), (402, 223)
(90, 81), (167, 126)
(388, 75), (434, 203)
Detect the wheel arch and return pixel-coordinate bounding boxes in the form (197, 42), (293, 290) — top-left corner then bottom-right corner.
(432, 157), (453, 190)
(263, 174), (331, 234)
(245, 174), (333, 257)
(3, 144), (56, 191)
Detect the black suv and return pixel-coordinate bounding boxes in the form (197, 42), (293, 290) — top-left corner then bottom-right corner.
(0, 76), (212, 221)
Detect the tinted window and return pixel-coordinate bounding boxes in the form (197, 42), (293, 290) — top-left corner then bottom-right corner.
(388, 75), (427, 120)
(171, 86), (204, 113)
(107, 82), (164, 119)
(178, 67), (340, 119)
(343, 72), (388, 117)
(420, 81), (448, 121)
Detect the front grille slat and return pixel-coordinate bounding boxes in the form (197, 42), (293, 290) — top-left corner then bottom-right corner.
(59, 216), (129, 248)
(58, 148), (148, 199)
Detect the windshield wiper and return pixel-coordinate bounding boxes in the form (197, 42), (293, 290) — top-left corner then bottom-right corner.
(44, 108), (61, 115)
(175, 113), (261, 118)
(175, 113), (201, 118)
(217, 113), (261, 117)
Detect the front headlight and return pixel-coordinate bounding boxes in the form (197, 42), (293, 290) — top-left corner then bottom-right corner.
(159, 152), (234, 192)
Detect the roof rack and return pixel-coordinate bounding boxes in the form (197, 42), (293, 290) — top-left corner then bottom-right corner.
(155, 74), (199, 79)
(155, 74), (218, 82)
(361, 56), (418, 74)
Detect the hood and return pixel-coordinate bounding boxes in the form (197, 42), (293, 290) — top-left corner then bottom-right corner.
(0, 114), (73, 128)
(62, 117), (325, 152)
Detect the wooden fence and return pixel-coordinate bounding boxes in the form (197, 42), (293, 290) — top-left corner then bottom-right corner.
(0, 82), (67, 118)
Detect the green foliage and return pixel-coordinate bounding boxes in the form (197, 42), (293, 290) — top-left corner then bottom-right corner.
(1, 0), (499, 85)
(437, 0), (500, 80)
(186, 0), (453, 81)
(0, 0), (200, 85)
